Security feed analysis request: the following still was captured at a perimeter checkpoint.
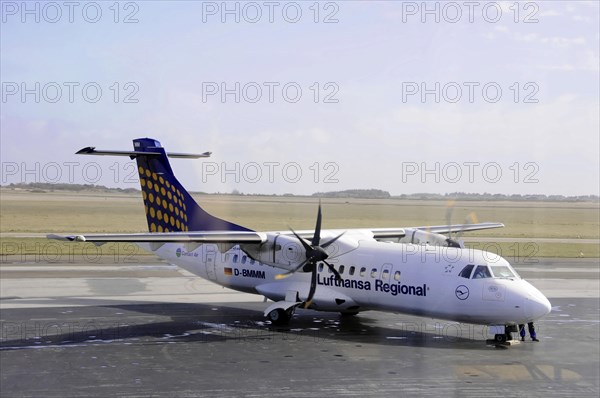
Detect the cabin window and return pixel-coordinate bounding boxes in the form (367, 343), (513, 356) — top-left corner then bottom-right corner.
(393, 271), (401, 281)
(318, 263), (324, 272)
(370, 268), (378, 278)
(359, 267), (366, 277)
(233, 254), (239, 263)
(459, 264), (475, 279)
(382, 269), (390, 280)
(491, 265), (516, 279)
(249, 258), (255, 265)
(327, 264), (333, 273)
(339, 265), (345, 275)
(349, 266), (356, 276)
(241, 256), (247, 264)
(472, 265), (492, 279)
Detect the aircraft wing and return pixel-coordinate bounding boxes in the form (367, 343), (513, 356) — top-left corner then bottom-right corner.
(411, 222), (504, 234)
(47, 222), (502, 244)
(47, 231), (266, 244)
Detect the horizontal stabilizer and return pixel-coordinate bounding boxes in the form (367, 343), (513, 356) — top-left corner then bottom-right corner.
(76, 147), (211, 159)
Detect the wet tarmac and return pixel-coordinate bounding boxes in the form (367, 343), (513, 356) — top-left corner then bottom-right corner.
(1, 258), (598, 397)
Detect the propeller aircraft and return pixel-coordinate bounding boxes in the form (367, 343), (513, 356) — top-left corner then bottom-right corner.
(49, 138), (551, 344)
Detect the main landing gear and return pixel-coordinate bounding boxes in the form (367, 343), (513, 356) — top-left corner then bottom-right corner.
(266, 307), (295, 325)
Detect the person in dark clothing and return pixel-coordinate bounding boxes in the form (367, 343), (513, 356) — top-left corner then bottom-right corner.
(519, 322), (539, 341)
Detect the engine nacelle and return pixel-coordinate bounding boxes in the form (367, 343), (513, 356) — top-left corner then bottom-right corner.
(399, 228), (463, 248)
(241, 233), (306, 270)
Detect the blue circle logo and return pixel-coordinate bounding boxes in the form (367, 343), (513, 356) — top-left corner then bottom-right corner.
(455, 285), (469, 300)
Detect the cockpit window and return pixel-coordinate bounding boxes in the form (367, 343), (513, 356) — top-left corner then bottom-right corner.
(472, 265), (492, 279)
(491, 265), (517, 279)
(458, 264), (475, 279)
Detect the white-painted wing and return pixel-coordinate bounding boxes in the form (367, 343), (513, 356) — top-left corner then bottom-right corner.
(47, 231), (266, 244)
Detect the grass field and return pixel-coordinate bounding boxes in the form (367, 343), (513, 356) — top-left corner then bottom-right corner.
(1, 189), (598, 258)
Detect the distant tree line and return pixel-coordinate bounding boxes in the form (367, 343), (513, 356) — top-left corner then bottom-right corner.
(3, 182), (138, 194)
(313, 189), (391, 199)
(2, 183), (598, 202)
(392, 192), (599, 202)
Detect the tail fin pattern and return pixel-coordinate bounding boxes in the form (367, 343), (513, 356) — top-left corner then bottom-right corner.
(133, 138), (251, 233)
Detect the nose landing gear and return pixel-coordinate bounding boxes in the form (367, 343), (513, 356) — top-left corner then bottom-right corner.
(488, 324), (520, 347)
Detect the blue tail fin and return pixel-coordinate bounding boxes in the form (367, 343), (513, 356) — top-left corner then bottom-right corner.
(133, 138), (252, 233)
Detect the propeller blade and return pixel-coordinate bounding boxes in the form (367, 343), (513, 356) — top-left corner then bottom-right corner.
(323, 260), (343, 281)
(456, 212), (478, 239)
(312, 202), (323, 246)
(445, 199), (456, 237)
(321, 231), (346, 249)
(304, 266), (318, 309)
(275, 257), (312, 280)
(289, 227), (312, 252)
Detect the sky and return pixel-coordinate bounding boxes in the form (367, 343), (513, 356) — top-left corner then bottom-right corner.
(1, 0), (599, 196)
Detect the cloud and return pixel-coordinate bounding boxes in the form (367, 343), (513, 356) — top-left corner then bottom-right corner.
(513, 33), (586, 47)
(536, 50), (600, 72)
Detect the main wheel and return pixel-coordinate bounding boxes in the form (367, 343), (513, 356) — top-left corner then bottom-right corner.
(267, 308), (291, 325)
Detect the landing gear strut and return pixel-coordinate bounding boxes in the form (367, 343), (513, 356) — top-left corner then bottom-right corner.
(490, 324), (518, 346)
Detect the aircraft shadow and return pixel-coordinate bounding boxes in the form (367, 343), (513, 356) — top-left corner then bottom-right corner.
(0, 298), (497, 350)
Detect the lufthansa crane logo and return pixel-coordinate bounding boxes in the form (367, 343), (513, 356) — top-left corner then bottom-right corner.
(455, 285), (469, 300)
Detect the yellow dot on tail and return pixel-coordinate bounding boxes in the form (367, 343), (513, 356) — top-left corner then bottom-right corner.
(162, 199), (168, 209)
(152, 173), (158, 181)
(169, 203), (174, 212)
(158, 225), (163, 232)
(147, 181), (153, 190)
(150, 207), (155, 218)
(145, 169), (151, 177)
(157, 210), (163, 219)
(159, 176), (164, 185)
(140, 178), (146, 187)
(149, 193), (154, 203)
(150, 223), (156, 232)
(167, 191), (172, 200)
(138, 166), (144, 174)
(163, 213), (169, 223)
(161, 187), (166, 196)
(170, 216), (175, 226)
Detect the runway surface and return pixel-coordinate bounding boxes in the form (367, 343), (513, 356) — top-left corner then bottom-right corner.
(1, 257), (599, 397)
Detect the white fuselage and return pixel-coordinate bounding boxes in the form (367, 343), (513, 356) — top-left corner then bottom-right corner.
(140, 234), (551, 326)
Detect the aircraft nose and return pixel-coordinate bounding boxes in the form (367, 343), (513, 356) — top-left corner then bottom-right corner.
(524, 286), (551, 320)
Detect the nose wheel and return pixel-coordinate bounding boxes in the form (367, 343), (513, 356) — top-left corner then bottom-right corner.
(494, 333), (508, 343)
